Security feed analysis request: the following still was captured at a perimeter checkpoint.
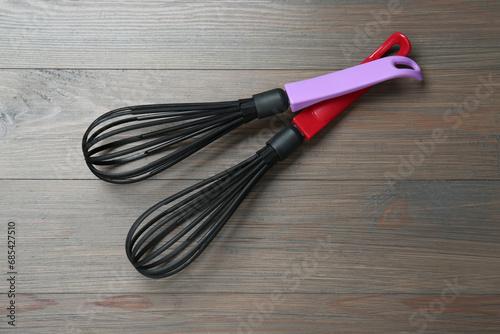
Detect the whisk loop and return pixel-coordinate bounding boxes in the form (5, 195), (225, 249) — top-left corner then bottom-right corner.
(82, 89), (289, 183)
(125, 126), (304, 278)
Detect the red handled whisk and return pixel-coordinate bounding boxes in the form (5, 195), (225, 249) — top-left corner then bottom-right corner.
(124, 34), (422, 278)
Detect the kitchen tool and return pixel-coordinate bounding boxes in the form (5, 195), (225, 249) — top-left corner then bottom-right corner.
(124, 36), (422, 278)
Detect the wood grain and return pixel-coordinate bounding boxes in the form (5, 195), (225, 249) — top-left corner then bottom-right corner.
(0, 69), (498, 181)
(0, 0), (499, 333)
(12, 293), (500, 334)
(1, 179), (498, 294)
(0, 1), (498, 70)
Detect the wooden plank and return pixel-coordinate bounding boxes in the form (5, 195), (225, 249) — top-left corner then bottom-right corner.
(0, 1), (498, 69)
(1, 179), (498, 294)
(8, 293), (500, 334)
(0, 69), (498, 180)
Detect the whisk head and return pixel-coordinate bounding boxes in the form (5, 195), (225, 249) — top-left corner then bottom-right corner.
(82, 89), (289, 183)
(125, 148), (277, 278)
(125, 125), (304, 278)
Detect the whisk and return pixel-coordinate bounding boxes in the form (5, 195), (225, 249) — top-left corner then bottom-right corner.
(122, 34), (423, 278)
(83, 35), (414, 184)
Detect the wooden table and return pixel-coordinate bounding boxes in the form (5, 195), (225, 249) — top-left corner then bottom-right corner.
(0, 1), (499, 333)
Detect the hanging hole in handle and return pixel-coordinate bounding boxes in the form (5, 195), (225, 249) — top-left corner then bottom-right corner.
(392, 57), (423, 81)
(395, 63), (416, 70)
(364, 33), (411, 63)
(383, 44), (401, 57)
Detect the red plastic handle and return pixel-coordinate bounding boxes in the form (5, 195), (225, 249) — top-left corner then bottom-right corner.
(292, 33), (412, 140)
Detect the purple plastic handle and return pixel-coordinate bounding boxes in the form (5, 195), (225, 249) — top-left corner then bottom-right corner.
(284, 56), (423, 112)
